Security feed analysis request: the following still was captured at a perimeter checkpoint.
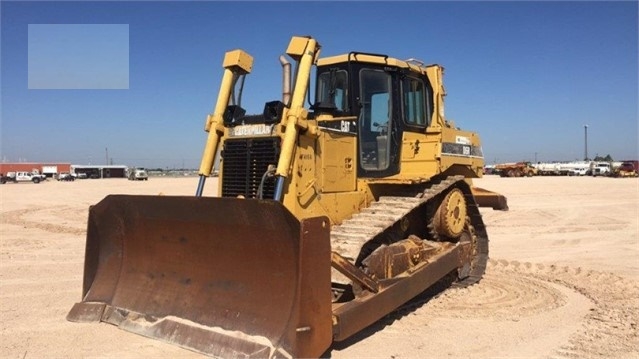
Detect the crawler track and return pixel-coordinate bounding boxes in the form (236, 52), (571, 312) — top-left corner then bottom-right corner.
(330, 175), (489, 287)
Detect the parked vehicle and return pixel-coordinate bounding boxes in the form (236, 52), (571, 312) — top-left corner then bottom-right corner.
(558, 161), (592, 176)
(568, 167), (589, 176)
(592, 162), (611, 177)
(1, 171), (44, 184)
(533, 162), (562, 176)
(58, 172), (75, 181)
(613, 162), (639, 177)
(483, 165), (496, 175)
(495, 162), (537, 177)
(128, 168), (148, 181)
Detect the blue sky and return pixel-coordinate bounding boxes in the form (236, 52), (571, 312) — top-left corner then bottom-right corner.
(1, 1), (637, 168)
(28, 24), (129, 89)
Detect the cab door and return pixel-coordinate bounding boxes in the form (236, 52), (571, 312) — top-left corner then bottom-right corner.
(357, 68), (400, 177)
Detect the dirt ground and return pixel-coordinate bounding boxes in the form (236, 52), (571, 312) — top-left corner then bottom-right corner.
(1, 176), (637, 359)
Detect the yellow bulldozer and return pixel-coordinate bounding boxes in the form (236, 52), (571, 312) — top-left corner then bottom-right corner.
(67, 35), (508, 358)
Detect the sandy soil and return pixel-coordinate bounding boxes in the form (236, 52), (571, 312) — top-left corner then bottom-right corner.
(1, 176), (637, 359)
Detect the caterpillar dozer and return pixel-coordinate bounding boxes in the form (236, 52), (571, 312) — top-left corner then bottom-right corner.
(67, 35), (508, 358)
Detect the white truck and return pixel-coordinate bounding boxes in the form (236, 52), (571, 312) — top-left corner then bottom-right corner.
(1, 171), (45, 184)
(592, 162), (611, 176)
(128, 168), (149, 181)
(558, 161), (592, 176)
(534, 162), (562, 176)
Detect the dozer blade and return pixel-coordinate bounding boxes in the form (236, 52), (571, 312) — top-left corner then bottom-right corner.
(67, 195), (333, 358)
(471, 186), (509, 211)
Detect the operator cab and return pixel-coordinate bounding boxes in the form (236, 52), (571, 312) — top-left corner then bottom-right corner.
(313, 53), (435, 178)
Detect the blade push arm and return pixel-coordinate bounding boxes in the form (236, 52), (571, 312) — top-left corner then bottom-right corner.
(273, 37), (320, 201)
(196, 50), (253, 196)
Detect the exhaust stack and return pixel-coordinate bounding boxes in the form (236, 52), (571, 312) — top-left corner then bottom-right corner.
(279, 55), (291, 105)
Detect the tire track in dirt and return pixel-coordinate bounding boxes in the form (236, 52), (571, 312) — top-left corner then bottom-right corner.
(424, 259), (639, 359)
(0, 207), (86, 235)
(426, 265), (567, 320)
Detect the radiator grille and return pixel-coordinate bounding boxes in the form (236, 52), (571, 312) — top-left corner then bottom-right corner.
(221, 137), (280, 199)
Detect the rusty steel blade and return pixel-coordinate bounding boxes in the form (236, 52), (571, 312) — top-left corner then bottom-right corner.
(67, 195), (333, 358)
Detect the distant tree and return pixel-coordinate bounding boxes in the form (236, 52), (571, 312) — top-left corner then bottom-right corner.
(593, 154), (614, 162)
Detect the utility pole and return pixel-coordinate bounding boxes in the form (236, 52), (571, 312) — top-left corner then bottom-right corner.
(584, 125), (589, 161)
(105, 147), (109, 166)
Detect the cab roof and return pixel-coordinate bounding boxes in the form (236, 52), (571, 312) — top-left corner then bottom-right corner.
(317, 53), (438, 75)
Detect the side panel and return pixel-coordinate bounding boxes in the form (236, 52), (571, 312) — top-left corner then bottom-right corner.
(319, 130), (357, 193)
(439, 127), (484, 177)
(398, 131), (441, 179)
(276, 130), (369, 226)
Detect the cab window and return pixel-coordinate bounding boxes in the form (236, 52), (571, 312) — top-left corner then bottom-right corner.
(316, 70), (348, 111)
(402, 76), (429, 126)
